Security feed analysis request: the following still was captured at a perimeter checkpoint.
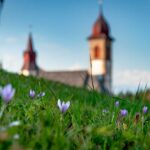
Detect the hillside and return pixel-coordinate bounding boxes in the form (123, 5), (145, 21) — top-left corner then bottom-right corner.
(0, 69), (150, 150)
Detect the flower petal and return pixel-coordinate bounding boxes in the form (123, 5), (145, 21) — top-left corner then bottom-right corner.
(57, 99), (62, 110)
(5, 89), (15, 102)
(66, 101), (70, 109)
(62, 101), (70, 113)
(1, 84), (15, 103)
(29, 90), (35, 98)
(3, 84), (12, 94)
(62, 105), (68, 113)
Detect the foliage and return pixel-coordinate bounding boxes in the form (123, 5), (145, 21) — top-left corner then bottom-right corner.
(0, 69), (150, 150)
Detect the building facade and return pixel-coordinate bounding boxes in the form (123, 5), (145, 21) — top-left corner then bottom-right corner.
(21, 8), (113, 93)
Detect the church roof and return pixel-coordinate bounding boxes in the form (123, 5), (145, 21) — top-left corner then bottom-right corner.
(21, 33), (39, 72)
(38, 70), (100, 90)
(26, 32), (34, 52)
(88, 11), (111, 40)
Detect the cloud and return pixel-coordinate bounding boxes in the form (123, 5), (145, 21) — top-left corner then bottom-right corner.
(113, 70), (150, 93)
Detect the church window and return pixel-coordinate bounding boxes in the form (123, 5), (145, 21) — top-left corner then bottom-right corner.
(94, 46), (100, 59)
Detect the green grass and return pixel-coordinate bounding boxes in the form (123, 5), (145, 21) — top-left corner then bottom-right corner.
(0, 69), (150, 150)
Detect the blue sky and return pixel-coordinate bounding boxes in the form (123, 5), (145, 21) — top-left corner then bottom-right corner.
(0, 0), (150, 93)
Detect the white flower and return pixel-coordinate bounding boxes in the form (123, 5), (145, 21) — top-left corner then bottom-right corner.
(13, 134), (20, 140)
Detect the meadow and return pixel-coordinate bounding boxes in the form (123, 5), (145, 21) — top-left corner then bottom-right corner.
(0, 69), (150, 150)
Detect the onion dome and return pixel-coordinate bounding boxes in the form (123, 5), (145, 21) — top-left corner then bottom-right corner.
(88, 13), (111, 40)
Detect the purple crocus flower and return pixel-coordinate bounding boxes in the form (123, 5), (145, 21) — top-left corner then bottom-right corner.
(115, 101), (119, 107)
(57, 99), (70, 113)
(37, 92), (45, 98)
(29, 90), (35, 98)
(120, 109), (128, 117)
(143, 106), (148, 114)
(1, 84), (15, 103)
(102, 109), (109, 114)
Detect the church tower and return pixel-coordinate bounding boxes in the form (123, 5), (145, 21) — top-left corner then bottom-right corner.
(88, 6), (113, 93)
(21, 33), (39, 76)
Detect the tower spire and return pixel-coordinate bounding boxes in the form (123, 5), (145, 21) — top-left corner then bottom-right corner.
(27, 32), (34, 52)
(21, 32), (39, 76)
(98, 0), (103, 15)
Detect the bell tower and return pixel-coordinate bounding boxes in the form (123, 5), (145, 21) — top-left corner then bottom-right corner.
(88, 4), (113, 93)
(21, 33), (39, 76)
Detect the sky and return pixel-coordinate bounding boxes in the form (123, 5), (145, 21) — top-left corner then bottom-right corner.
(0, 0), (150, 93)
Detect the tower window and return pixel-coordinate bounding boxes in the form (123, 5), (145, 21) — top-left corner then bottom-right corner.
(94, 46), (100, 59)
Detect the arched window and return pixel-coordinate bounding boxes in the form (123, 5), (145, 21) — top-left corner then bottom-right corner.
(94, 46), (100, 59)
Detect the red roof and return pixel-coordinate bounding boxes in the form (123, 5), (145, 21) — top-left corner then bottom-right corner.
(88, 13), (111, 40)
(21, 33), (39, 71)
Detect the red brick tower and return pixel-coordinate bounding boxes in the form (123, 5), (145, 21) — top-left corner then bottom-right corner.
(21, 33), (39, 76)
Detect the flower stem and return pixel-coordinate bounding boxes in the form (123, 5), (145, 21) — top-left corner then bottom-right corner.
(141, 115), (144, 132)
(0, 103), (7, 119)
(60, 114), (65, 133)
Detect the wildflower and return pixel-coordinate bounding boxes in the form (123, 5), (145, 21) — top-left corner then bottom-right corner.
(143, 106), (148, 114)
(8, 121), (21, 127)
(1, 84), (15, 103)
(29, 90), (35, 98)
(102, 109), (109, 114)
(13, 134), (20, 140)
(115, 101), (119, 107)
(57, 99), (70, 113)
(120, 109), (128, 117)
(37, 92), (45, 98)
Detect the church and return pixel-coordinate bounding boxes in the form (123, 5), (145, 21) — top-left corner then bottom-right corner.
(21, 6), (114, 93)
